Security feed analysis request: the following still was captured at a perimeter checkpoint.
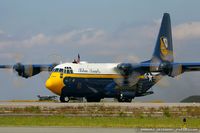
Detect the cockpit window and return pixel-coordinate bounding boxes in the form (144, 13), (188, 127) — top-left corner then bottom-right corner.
(52, 68), (64, 73)
(53, 67), (73, 74)
(53, 68), (59, 72)
(59, 69), (63, 73)
(67, 70), (70, 73)
(64, 67), (73, 74)
(64, 69), (67, 73)
(70, 69), (73, 73)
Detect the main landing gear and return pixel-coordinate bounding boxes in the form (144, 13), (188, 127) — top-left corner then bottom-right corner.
(117, 93), (133, 103)
(117, 97), (132, 102)
(60, 96), (70, 103)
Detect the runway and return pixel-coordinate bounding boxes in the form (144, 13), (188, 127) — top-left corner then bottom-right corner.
(0, 102), (199, 108)
(0, 127), (138, 133)
(0, 102), (199, 117)
(0, 127), (198, 133)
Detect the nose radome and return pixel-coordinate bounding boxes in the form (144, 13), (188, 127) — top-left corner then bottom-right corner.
(45, 78), (53, 89)
(45, 76), (63, 96)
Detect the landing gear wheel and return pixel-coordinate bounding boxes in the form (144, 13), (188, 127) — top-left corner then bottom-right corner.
(86, 97), (101, 102)
(117, 98), (132, 103)
(60, 96), (70, 103)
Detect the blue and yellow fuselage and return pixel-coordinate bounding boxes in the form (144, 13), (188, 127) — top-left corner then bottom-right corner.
(45, 62), (159, 99)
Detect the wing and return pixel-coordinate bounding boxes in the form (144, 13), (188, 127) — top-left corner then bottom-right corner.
(115, 62), (200, 78)
(181, 62), (200, 72)
(0, 63), (58, 78)
(114, 61), (200, 87)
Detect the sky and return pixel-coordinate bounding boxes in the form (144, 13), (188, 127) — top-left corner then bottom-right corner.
(0, 0), (200, 101)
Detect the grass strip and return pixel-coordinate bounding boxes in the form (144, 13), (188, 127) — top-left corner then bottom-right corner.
(0, 116), (199, 128)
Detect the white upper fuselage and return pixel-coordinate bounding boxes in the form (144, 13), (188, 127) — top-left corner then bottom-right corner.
(53, 62), (119, 75)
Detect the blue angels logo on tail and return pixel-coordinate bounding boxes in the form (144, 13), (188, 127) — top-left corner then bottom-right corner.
(160, 36), (169, 57)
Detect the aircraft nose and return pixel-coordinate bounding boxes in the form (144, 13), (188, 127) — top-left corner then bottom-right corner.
(45, 76), (63, 95)
(45, 78), (53, 89)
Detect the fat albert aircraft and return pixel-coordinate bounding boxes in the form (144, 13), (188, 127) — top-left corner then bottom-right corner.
(1, 13), (200, 102)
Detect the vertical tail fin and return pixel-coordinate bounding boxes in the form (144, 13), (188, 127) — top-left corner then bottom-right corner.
(151, 13), (173, 64)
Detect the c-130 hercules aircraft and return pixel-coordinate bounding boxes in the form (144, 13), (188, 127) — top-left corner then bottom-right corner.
(1, 13), (200, 102)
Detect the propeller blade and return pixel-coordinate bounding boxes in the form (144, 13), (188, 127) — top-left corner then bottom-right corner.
(128, 72), (140, 86)
(114, 63), (141, 88)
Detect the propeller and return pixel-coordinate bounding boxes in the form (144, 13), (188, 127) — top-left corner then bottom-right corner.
(13, 63), (25, 77)
(149, 60), (183, 88)
(0, 63), (27, 88)
(4, 53), (28, 88)
(0, 52), (61, 90)
(114, 63), (141, 89)
(113, 60), (183, 90)
(0, 62), (58, 78)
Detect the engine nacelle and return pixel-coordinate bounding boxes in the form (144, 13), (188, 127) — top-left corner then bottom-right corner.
(13, 63), (41, 78)
(117, 63), (133, 76)
(170, 63), (183, 77)
(159, 62), (183, 77)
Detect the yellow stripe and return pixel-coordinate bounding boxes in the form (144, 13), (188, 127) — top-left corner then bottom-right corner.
(139, 75), (145, 79)
(63, 73), (122, 79)
(51, 72), (146, 79)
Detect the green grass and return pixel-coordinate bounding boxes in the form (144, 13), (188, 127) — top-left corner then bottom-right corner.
(0, 116), (199, 128)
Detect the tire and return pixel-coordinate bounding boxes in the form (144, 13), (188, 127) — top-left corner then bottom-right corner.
(117, 98), (132, 103)
(60, 96), (70, 103)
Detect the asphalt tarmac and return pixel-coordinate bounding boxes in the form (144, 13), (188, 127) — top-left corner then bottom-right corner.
(0, 127), (138, 133)
(0, 102), (199, 108)
(1, 127), (198, 133)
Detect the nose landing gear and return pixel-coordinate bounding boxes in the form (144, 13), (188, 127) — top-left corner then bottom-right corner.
(60, 96), (70, 103)
(117, 93), (133, 103)
(117, 97), (132, 102)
